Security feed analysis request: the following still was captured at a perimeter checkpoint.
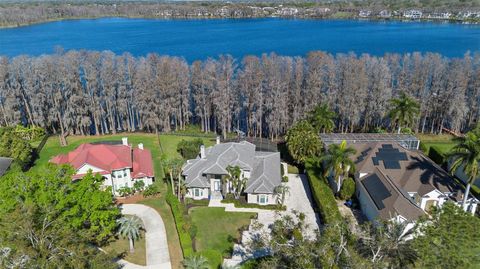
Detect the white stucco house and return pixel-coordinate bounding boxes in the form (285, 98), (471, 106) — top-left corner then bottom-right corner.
(181, 139), (282, 205)
(349, 142), (478, 229)
(50, 137), (154, 195)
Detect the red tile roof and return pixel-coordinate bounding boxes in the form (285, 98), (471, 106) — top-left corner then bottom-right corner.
(50, 143), (154, 179)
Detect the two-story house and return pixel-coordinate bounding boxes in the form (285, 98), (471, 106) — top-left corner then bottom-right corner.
(181, 140), (282, 205)
(50, 137), (154, 195)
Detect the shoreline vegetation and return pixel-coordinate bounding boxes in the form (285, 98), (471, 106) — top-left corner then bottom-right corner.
(1, 1), (480, 29)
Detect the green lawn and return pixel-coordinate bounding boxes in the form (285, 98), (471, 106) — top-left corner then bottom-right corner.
(190, 207), (256, 268)
(103, 227), (146, 265)
(31, 133), (214, 269)
(417, 134), (456, 154)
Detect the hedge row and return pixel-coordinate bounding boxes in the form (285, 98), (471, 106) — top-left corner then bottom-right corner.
(428, 146), (446, 165)
(305, 161), (342, 224)
(221, 197), (286, 211)
(165, 190), (194, 257)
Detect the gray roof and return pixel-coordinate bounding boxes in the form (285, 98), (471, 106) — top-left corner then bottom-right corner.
(0, 157), (13, 177)
(182, 141), (281, 194)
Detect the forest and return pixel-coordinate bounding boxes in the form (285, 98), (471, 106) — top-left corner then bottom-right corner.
(0, 50), (479, 139)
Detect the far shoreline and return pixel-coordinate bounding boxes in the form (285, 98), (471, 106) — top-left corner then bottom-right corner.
(1, 15), (479, 30)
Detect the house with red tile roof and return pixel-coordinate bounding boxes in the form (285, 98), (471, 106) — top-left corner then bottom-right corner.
(50, 137), (154, 195)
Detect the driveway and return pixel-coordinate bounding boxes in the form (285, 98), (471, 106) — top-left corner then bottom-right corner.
(119, 204), (171, 269)
(284, 173), (321, 237)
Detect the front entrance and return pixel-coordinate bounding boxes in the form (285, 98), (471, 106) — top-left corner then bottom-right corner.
(214, 180), (221, 192)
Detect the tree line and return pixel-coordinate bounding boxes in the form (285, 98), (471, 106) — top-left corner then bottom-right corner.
(1, 50), (479, 139)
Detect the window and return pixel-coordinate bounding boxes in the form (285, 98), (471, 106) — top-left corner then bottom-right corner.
(124, 172), (127, 177)
(259, 194), (267, 204)
(194, 189), (199, 197)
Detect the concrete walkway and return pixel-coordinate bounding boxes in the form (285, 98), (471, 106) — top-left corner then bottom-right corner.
(119, 204), (172, 269)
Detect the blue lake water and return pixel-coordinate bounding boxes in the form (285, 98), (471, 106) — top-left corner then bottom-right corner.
(0, 18), (479, 61)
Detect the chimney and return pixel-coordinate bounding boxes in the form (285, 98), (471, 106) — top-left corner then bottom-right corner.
(200, 145), (206, 158)
(138, 143), (144, 150)
(122, 137), (128, 146)
(216, 136), (221, 145)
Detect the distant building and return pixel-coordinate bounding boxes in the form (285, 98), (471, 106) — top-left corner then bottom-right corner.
(427, 12), (452, 19)
(278, 7), (298, 16)
(458, 11), (480, 19)
(404, 9), (423, 19)
(379, 10), (391, 18)
(359, 10), (372, 18)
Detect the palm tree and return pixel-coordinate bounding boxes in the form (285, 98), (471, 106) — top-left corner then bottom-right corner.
(162, 156), (184, 196)
(178, 179), (188, 203)
(183, 255), (209, 269)
(117, 216), (143, 253)
(274, 185), (290, 205)
(388, 92), (420, 134)
(225, 165), (246, 199)
(321, 140), (357, 193)
(308, 104), (336, 133)
(448, 130), (480, 210)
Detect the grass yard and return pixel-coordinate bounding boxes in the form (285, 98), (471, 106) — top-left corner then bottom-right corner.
(190, 207), (256, 268)
(417, 134), (456, 154)
(31, 132), (214, 269)
(103, 226), (146, 265)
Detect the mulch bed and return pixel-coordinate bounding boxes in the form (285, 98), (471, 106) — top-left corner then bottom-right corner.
(115, 193), (147, 205)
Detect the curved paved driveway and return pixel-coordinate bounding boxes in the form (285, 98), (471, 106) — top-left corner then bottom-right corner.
(119, 204), (172, 269)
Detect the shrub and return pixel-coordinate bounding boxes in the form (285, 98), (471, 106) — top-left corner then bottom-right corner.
(133, 180), (145, 192)
(176, 138), (204, 160)
(117, 186), (132, 197)
(339, 177), (355, 200)
(166, 190), (194, 257)
(280, 163), (285, 176)
(419, 141), (429, 154)
(428, 146), (446, 165)
(221, 197), (285, 211)
(198, 249), (222, 268)
(282, 175), (289, 183)
(400, 127), (414, 135)
(373, 127), (387, 133)
(305, 160), (342, 224)
(143, 183), (160, 197)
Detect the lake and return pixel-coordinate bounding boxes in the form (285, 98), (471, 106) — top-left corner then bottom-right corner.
(0, 18), (479, 61)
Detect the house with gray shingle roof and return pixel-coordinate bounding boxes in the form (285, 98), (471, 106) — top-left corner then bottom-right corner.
(182, 140), (282, 205)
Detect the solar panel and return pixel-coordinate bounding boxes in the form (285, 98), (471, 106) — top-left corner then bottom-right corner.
(361, 174), (391, 210)
(372, 144), (408, 169)
(356, 156), (365, 164)
(384, 160), (401, 169)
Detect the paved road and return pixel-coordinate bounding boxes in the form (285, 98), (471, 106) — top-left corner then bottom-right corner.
(119, 204), (172, 269)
